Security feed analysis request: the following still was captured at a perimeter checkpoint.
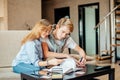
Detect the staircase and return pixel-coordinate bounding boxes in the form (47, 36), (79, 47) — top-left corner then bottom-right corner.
(94, 1), (120, 62)
(114, 0), (120, 60)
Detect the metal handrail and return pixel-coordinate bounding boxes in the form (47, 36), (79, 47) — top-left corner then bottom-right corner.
(94, 4), (120, 29)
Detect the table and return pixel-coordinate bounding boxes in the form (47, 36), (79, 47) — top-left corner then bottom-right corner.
(21, 65), (115, 80)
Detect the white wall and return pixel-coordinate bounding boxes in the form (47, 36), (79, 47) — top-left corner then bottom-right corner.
(0, 30), (30, 66)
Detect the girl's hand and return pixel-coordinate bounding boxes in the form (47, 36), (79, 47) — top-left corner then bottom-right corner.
(48, 58), (64, 66)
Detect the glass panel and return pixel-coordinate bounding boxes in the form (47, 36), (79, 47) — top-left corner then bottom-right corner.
(78, 3), (99, 56)
(85, 6), (96, 56)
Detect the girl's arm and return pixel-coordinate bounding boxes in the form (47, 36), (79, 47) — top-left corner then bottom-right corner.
(41, 42), (70, 59)
(38, 58), (64, 66)
(26, 41), (64, 67)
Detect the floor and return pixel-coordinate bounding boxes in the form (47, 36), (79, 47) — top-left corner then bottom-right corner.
(87, 60), (120, 80)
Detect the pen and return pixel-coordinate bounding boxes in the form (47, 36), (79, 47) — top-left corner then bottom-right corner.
(80, 57), (83, 62)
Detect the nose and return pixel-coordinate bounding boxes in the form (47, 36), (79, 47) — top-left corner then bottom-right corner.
(62, 33), (67, 38)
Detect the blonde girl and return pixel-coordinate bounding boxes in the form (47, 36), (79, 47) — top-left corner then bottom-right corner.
(12, 19), (64, 74)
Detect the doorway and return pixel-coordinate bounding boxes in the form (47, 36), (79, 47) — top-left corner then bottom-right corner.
(54, 7), (70, 24)
(78, 3), (99, 56)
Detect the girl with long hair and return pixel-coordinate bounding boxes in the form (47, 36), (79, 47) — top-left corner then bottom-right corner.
(12, 19), (64, 74)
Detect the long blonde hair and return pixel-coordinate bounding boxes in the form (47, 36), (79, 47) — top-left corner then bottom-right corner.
(57, 17), (74, 32)
(21, 19), (52, 45)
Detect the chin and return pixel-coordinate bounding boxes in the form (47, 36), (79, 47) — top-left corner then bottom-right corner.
(58, 38), (62, 40)
(41, 36), (45, 39)
(56, 36), (62, 40)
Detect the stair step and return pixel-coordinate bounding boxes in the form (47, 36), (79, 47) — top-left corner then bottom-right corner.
(116, 16), (120, 22)
(116, 13), (120, 16)
(116, 16), (120, 20)
(116, 24), (120, 27)
(111, 44), (120, 46)
(116, 10), (120, 15)
(116, 30), (120, 33)
(116, 24), (120, 28)
(96, 55), (112, 61)
(116, 17), (120, 21)
(115, 37), (120, 40)
(116, 20), (120, 23)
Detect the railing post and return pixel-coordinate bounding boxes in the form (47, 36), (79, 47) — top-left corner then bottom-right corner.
(98, 26), (100, 57)
(111, 9), (116, 63)
(105, 19), (108, 55)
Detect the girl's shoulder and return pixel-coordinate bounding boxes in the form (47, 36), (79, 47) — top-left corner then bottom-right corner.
(25, 40), (36, 46)
(25, 39), (41, 45)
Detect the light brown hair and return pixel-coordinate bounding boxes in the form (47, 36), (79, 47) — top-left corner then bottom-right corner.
(21, 19), (52, 45)
(57, 17), (74, 32)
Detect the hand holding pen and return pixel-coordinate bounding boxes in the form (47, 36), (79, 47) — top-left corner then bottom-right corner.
(79, 57), (86, 67)
(80, 57), (83, 62)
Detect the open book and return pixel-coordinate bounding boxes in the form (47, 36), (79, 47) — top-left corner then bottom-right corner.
(48, 58), (83, 74)
(48, 65), (73, 74)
